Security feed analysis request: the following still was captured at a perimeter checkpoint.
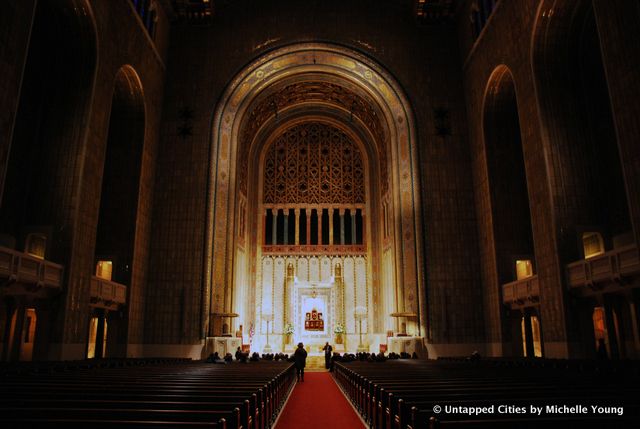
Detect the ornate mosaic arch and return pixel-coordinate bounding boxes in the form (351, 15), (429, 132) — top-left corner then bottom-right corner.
(207, 43), (425, 339)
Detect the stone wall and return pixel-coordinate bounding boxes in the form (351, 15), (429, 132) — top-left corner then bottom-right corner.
(147, 0), (485, 352)
(458, 0), (640, 357)
(0, 0), (169, 360)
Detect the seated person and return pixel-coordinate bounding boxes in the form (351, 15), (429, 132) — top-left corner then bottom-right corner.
(375, 351), (387, 362)
(206, 351), (224, 363)
(469, 350), (481, 361)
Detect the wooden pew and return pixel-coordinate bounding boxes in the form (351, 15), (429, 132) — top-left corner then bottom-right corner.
(333, 359), (640, 429)
(1, 360), (296, 429)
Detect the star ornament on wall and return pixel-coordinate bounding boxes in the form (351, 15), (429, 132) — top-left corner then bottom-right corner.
(177, 106), (195, 138)
(178, 123), (193, 138)
(434, 107), (452, 136)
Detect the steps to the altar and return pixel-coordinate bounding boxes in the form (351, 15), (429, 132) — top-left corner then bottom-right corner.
(305, 356), (327, 371)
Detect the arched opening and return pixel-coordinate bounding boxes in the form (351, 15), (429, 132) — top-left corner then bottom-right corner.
(206, 43), (425, 356)
(483, 66), (538, 357)
(0, 0), (96, 256)
(533, 1), (631, 258)
(91, 66), (145, 358)
(533, 0), (634, 358)
(0, 0), (96, 362)
(252, 119), (372, 352)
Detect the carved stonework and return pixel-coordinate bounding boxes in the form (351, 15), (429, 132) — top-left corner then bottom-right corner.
(208, 43), (424, 341)
(239, 81), (389, 197)
(264, 122), (365, 205)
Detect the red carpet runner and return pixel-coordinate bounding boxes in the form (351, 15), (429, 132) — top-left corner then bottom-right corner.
(275, 372), (366, 429)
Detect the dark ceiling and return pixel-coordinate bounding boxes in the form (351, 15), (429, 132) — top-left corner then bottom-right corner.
(167, 0), (458, 25)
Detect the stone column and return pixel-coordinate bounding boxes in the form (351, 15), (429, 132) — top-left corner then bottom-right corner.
(523, 312), (534, 358)
(32, 300), (52, 361)
(306, 208), (311, 246)
(9, 299), (26, 362)
(361, 209), (366, 245)
(329, 207), (334, 245)
(283, 209), (289, 245)
(604, 296), (620, 359)
(1, 299), (16, 361)
(295, 208), (300, 245)
(628, 298), (640, 358)
(339, 208), (346, 245)
(94, 309), (107, 359)
(351, 208), (356, 245)
(271, 208), (278, 245)
(318, 207), (322, 245)
(264, 208), (269, 244)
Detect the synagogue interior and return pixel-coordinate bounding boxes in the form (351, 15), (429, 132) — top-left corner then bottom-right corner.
(1, 0), (639, 427)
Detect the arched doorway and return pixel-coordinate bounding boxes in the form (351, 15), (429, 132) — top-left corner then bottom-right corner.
(207, 43), (425, 354)
(91, 66), (146, 358)
(482, 66), (539, 357)
(0, 0), (97, 362)
(532, 0), (634, 358)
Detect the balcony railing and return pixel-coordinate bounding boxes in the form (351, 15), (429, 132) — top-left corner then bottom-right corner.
(90, 276), (127, 310)
(0, 246), (64, 293)
(567, 245), (640, 290)
(262, 244), (366, 255)
(502, 275), (539, 309)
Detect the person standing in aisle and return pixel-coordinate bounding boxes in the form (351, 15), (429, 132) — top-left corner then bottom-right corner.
(323, 341), (333, 370)
(294, 342), (308, 381)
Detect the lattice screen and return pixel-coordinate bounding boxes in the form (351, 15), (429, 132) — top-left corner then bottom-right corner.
(263, 122), (365, 204)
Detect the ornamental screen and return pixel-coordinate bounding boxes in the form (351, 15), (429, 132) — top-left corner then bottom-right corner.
(263, 122), (365, 205)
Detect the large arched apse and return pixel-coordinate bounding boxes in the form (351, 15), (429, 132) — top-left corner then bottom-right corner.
(207, 44), (425, 354)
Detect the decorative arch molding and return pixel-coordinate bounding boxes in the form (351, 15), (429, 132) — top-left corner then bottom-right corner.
(206, 43), (425, 338)
(92, 64), (147, 357)
(112, 65), (146, 112)
(480, 64), (539, 356)
(482, 65), (515, 104)
(237, 77), (390, 196)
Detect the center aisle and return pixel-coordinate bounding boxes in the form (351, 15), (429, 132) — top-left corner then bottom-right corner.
(274, 372), (366, 429)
